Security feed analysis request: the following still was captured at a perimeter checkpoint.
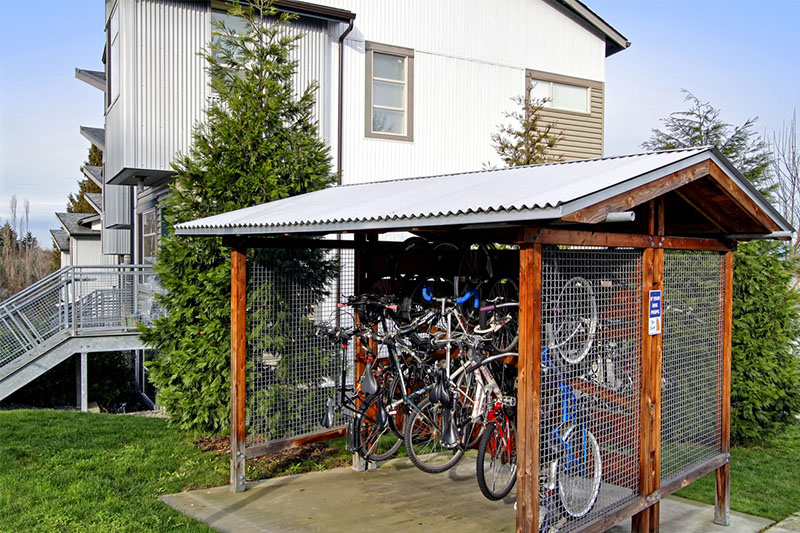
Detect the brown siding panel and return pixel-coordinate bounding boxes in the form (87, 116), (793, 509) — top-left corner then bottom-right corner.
(527, 69), (605, 161)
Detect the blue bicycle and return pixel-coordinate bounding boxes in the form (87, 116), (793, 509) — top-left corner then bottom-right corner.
(539, 324), (603, 531)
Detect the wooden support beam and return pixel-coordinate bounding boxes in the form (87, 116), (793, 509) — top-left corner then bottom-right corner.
(518, 227), (731, 251)
(230, 243), (247, 493)
(516, 243), (541, 533)
(560, 161), (711, 225)
(708, 162), (781, 232)
(245, 427), (347, 459)
(715, 251), (734, 525)
(632, 245), (664, 533)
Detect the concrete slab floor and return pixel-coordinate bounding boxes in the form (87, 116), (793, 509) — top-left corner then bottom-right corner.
(162, 456), (774, 533)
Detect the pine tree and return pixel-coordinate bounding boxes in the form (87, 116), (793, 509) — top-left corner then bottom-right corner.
(140, 0), (336, 433)
(645, 90), (800, 444)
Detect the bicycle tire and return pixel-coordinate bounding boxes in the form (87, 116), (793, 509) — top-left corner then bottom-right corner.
(476, 418), (517, 501)
(354, 393), (403, 462)
(555, 423), (602, 519)
(482, 277), (519, 354)
(451, 362), (484, 449)
(550, 276), (598, 364)
(403, 399), (465, 474)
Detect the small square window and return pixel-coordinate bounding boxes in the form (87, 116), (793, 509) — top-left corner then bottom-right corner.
(366, 42), (414, 141)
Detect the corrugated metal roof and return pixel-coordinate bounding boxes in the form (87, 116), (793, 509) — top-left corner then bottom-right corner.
(175, 147), (792, 237)
(50, 229), (70, 251)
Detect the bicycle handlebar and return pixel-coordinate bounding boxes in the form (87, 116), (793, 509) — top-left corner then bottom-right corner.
(422, 286), (475, 305)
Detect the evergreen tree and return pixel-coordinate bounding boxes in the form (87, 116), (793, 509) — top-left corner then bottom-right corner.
(645, 90), (800, 443)
(67, 146), (103, 214)
(141, 0), (336, 433)
(491, 90), (561, 167)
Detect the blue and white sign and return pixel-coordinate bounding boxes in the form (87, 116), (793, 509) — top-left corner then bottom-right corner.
(649, 290), (662, 335)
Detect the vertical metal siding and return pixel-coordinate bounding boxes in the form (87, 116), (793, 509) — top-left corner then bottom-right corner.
(135, 0), (209, 171)
(278, 18), (332, 142)
(102, 225), (131, 256)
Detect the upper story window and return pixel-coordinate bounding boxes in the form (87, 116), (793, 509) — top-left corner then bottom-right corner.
(210, 9), (251, 63)
(366, 42), (414, 142)
(530, 78), (589, 114)
(141, 208), (157, 264)
(106, 4), (120, 109)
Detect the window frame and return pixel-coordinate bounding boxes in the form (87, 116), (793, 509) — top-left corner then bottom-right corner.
(140, 208), (157, 264)
(526, 70), (600, 116)
(365, 41), (414, 142)
(106, 3), (120, 112)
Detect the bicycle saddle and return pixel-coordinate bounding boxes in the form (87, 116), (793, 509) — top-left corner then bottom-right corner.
(361, 362), (379, 396)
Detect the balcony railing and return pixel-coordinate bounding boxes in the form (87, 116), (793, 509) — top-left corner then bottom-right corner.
(0, 265), (162, 369)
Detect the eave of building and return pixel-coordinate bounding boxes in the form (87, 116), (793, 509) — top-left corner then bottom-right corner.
(214, 0), (354, 22)
(50, 229), (70, 251)
(80, 126), (105, 152)
(106, 167), (176, 187)
(556, 0), (630, 56)
(55, 212), (101, 238)
(81, 166), (104, 187)
(86, 193), (103, 215)
(75, 68), (106, 91)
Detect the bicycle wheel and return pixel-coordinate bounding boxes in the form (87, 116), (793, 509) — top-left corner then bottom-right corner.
(555, 423), (602, 519)
(550, 276), (598, 364)
(476, 417), (517, 501)
(481, 277), (519, 353)
(451, 362), (484, 449)
(403, 399), (465, 473)
(354, 393), (403, 462)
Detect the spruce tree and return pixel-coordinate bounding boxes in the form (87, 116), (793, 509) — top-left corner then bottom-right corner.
(67, 146), (103, 214)
(141, 0), (335, 433)
(645, 90), (800, 443)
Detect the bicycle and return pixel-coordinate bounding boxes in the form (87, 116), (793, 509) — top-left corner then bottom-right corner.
(539, 325), (603, 530)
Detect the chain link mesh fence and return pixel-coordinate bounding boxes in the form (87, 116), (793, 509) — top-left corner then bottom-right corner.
(540, 247), (642, 532)
(246, 248), (354, 447)
(661, 250), (725, 483)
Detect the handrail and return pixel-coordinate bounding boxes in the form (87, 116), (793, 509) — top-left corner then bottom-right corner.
(0, 265), (161, 370)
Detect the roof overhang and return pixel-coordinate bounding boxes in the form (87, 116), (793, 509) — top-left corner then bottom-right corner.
(81, 166), (104, 187)
(555, 0), (630, 57)
(273, 0), (355, 22)
(80, 126), (105, 152)
(86, 193), (103, 215)
(174, 148), (792, 241)
(50, 230), (70, 251)
(106, 167), (176, 187)
(75, 68), (106, 91)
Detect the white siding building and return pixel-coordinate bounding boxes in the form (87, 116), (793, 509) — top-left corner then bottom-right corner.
(75, 0), (627, 264)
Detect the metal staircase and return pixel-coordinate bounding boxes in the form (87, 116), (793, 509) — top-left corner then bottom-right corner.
(0, 265), (162, 401)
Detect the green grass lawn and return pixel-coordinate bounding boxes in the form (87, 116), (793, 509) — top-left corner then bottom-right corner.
(0, 410), (229, 532)
(1, 409), (796, 531)
(675, 422), (800, 522)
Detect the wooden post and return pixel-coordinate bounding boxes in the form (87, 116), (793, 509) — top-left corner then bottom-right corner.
(516, 243), (541, 533)
(714, 251), (733, 525)
(351, 234), (372, 471)
(633, 200), (664, 533)
(230, 242), (247, 493)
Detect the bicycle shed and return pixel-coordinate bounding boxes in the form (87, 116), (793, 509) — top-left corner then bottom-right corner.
(174, 146), (792, 533)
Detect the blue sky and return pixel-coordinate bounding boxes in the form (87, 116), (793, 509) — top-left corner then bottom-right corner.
(1, 1), (799, 246)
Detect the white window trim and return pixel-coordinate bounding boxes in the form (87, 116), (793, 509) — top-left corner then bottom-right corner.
(365, 41), (414, 142)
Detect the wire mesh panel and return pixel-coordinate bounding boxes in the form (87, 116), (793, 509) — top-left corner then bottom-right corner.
(661, 250), (725, 483)
(246, 248), (354, 447)
(540, 247), (641, 532)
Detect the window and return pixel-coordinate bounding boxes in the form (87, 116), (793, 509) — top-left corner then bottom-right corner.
(366, 42), (414, 141)
(210, 8), (251, 63)
(141, 209), (156, 263)
(107, 4), (120, 109)
(530, 79), (589, 114)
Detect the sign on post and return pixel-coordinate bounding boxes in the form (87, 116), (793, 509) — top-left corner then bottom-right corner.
(649, 290), (662, 335)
